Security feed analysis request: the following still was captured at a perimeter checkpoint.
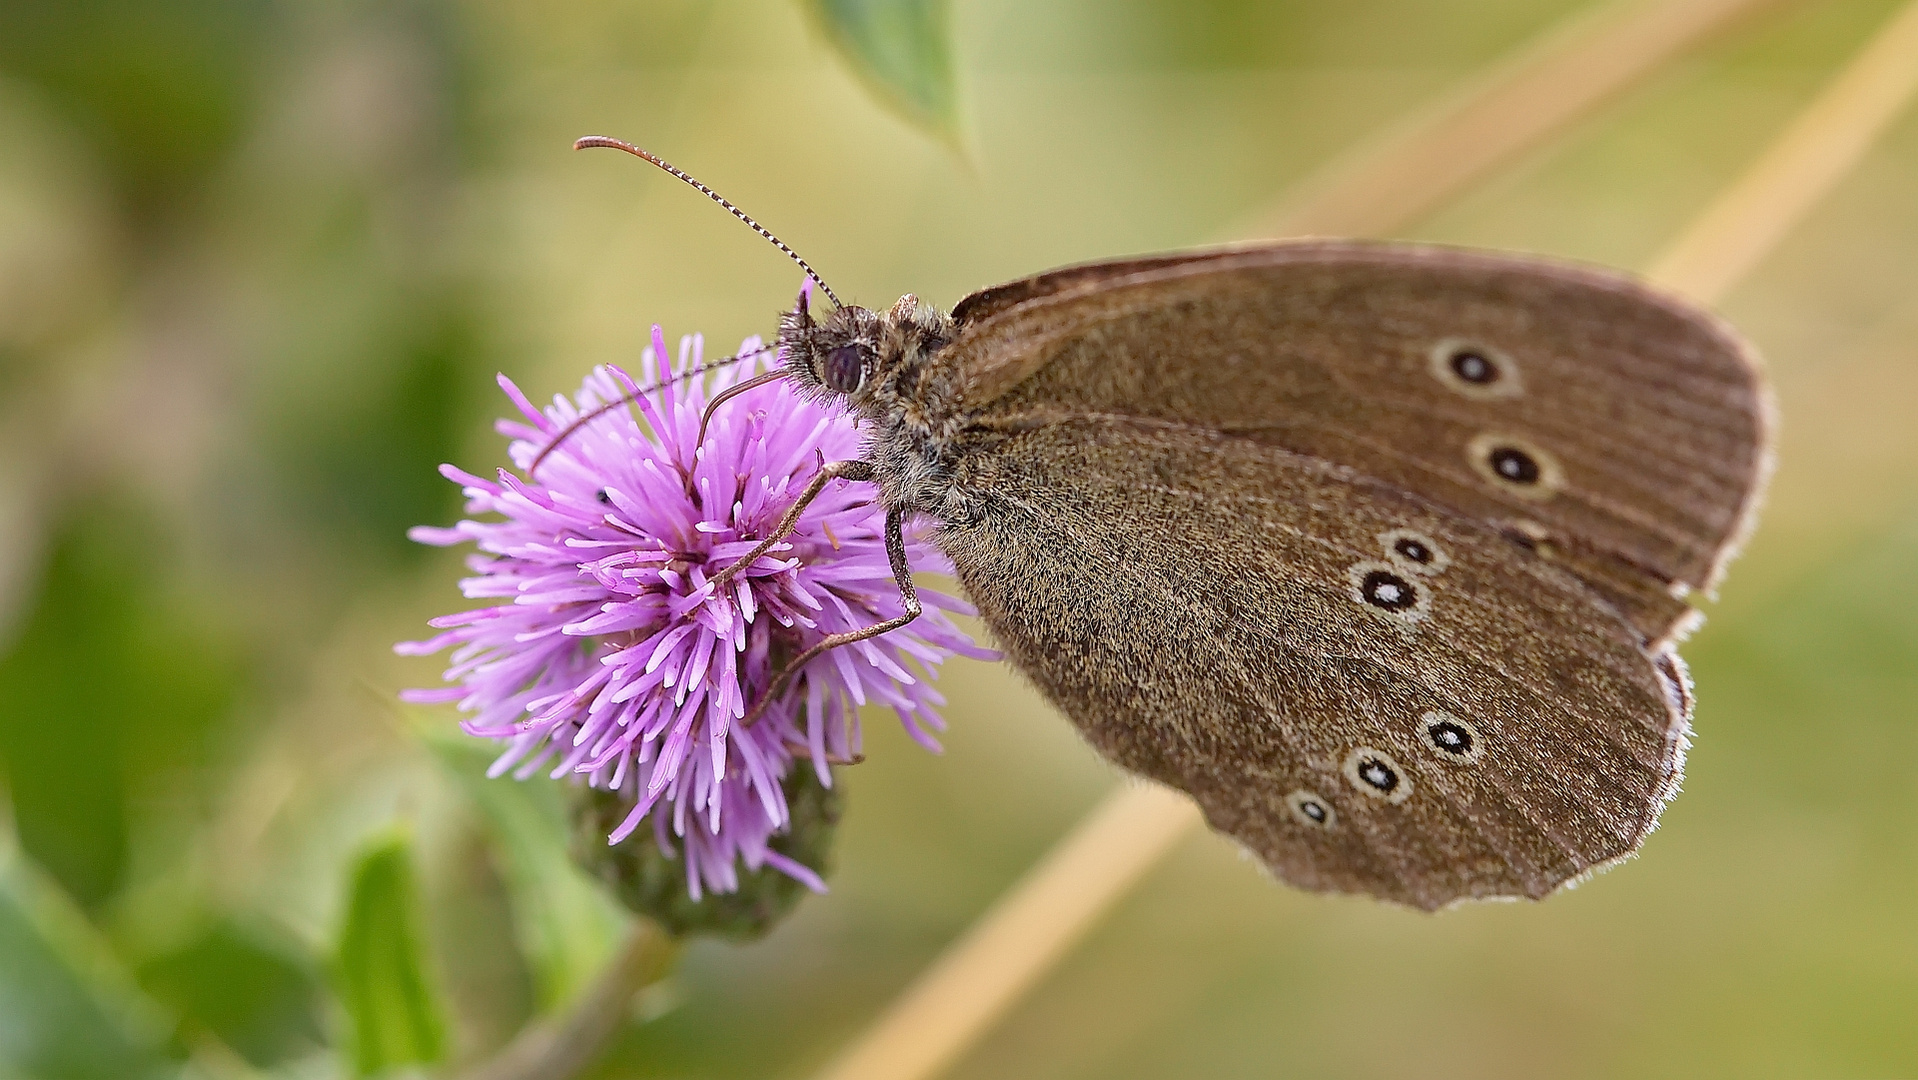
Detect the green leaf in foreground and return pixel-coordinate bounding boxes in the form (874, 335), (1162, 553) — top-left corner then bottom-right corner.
(801, 0), (962, 142)
(0, 833), (174, 1079)
(0, 499), (245, 909)
(137, 917), (324, 1067)
(335, 829), (447, 1075)
(423, 731), (628, 1013)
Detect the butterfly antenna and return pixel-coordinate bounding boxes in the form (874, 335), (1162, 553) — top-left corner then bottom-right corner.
(574, 136), (842, 310)
(527, 341), (778, 476)
(696, 367), (790, 452)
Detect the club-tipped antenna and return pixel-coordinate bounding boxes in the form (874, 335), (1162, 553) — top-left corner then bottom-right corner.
(527, 341), (778, 476)
(575, 136), (842, 310)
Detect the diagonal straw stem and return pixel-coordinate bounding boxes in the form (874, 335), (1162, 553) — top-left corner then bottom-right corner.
(812, 1), (1918, 1078)
(1645, 0), (1918, 298)
(1237, 0), (1788, 239)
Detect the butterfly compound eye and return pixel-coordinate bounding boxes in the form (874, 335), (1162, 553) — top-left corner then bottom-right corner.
(823, 344), (867, 394)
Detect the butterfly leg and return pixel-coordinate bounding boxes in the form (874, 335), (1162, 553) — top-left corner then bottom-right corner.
(706, 458), (875, 594)
(739, 506), (922, 729)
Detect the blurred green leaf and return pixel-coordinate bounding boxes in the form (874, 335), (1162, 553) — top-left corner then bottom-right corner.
(0, 832), (175, 1079)
(335, 830), (447, 1075)
(0, 499), (245, 907)
(0, 0), (274, 222)
(274, 298), (482, 566)
(423, 731), (628, 1013)
(137, 917), (324, 1068)
(801, 0), (962, 142)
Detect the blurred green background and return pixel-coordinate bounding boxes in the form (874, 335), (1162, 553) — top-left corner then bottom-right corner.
(2, 0), (1916, 1077)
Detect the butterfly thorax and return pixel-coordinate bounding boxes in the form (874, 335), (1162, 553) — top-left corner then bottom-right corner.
(777, 294), (978, 521)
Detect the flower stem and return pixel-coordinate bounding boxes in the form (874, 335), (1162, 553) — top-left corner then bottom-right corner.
(458, 920), (679, 1080)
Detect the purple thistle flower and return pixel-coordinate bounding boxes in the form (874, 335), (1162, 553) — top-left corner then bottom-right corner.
(398, 324), (987, 899)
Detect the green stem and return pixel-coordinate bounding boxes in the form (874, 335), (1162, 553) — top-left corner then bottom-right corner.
(457, 920), (679, 1080)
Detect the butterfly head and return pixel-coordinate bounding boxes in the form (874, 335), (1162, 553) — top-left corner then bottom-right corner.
(778, 290), (953, 419)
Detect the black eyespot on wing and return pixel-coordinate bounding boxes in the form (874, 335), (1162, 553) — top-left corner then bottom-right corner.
(1342, 748), (1412, 803)
(1429, 339), (1521, 399)
(1378, 528), (1450, 575)
(1489, 446), (1541, 484)
(1348, 561), (1431, 623)
(1450, 350), (1497, 384)
(1418, 711), (1483, 763)
(1467, 433), (1562, 500)
(1361, 760), (1396, 790)
(1286, 789), (1337, 828)
(1360, 570), (1417, 611)
(1428, 720), (1469, 752)
(823, 344), (867, 394)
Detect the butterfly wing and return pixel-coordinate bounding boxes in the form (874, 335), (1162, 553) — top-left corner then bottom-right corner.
(945, 241), (1770, 644)
(940, 414), (1688, 908)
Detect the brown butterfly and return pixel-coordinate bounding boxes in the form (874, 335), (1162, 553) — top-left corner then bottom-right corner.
(558, 138), (1771, 910)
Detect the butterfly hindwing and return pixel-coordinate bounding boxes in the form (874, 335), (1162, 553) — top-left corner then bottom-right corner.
(939, 415), (1687, 909)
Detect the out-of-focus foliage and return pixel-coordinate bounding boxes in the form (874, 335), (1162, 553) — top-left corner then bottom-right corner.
(0, 0), (1915, 1077)
(0, 838), (172, 1079)
(0, 0), (269, 220)
(0, 501), (245, 907)
(802, 0), (963, 142)
(426, 731), (628, 1012)
(136, 916), (325, 1068)
(336, 830), (447, 1074)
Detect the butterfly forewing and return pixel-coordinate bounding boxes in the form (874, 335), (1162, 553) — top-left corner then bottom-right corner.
(939, 415), (1688, 908)
(945, 241), (1769, 645)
